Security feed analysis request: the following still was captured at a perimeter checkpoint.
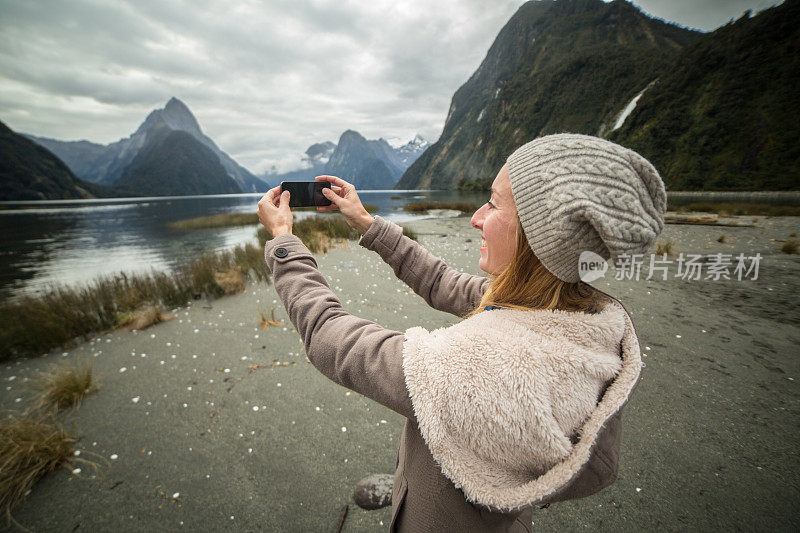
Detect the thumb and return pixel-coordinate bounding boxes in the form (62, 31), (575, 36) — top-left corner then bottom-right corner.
(322, 187), (339, 205)
(279, 190), (290, 207)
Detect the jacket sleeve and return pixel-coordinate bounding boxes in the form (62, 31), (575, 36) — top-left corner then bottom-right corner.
(264, 233), (415, 419)
(358, 215), (489, 317)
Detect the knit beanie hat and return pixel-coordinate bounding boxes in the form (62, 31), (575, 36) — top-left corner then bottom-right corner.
(507, 133), (666, 283)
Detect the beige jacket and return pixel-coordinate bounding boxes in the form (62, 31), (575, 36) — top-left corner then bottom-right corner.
(264, 215), (644, 532)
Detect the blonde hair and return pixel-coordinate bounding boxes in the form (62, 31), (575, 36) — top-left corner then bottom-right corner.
(465, 219), (603, 318)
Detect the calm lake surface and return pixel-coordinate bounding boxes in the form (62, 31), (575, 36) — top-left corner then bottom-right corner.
(0, 190), (486, 301)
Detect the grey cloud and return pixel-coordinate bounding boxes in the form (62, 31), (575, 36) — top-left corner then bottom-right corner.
(0, 0), (782, 173)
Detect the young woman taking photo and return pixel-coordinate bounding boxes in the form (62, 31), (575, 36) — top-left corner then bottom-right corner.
(257, 133), (666, 531)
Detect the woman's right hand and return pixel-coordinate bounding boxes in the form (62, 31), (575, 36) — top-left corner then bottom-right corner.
(315, 175), (375, 235)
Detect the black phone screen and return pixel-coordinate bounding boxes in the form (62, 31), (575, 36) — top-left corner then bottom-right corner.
(279, 181), (332, 208)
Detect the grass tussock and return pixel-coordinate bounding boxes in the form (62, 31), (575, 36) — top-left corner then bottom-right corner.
(781, 240), (798, 254)
(258, 308), (284, 329)
(167, 212), (258, 230)
(401, 225), (418, 241)
(115, 304), (176, 332)
(0, 414), (76, 523)
(0, 242), (271, 360)
(717, 234), (726, 243)
(258, 216), (360, 253)
(295, 204), (378, 213)
(403, 201), (478, 214)
(30, 364), (99, 413)
(673, 203), (800, 217)
(655, 239), (675, 256)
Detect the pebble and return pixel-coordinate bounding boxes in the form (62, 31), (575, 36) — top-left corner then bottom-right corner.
(110, 454), (118, 460)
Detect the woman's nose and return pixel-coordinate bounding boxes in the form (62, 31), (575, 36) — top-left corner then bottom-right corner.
(471, 207), (484, 230)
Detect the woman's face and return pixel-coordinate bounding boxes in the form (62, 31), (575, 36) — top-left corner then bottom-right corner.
(470, 164), (518, 275)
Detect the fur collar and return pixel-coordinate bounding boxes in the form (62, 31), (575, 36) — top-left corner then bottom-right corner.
(402, 296), (641, 512)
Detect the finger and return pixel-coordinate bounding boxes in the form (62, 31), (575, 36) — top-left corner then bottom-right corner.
(316, 175), (351, 190)
(321, 187), (341, 206)
(279, 190), (290, 208)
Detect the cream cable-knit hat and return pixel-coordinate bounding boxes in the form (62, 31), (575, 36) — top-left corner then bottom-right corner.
(507, 133), (666, 283)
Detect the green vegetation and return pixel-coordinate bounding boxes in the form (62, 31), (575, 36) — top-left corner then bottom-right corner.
(673, 203), (800, 216)
(457, 176), (492, 194)
(398, 0), (698, 190)
(0, 242), (269, 360)
(403, 201), (478, 214)
(31, 364), (99, 413)
(611, 1), (800, 190)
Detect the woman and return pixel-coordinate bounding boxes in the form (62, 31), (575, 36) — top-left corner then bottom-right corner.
(257, 133), (666, 532)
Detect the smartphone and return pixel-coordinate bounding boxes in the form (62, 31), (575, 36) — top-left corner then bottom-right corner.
(279, 181), (332, 208)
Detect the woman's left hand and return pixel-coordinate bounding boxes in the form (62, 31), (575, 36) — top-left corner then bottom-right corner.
(257, 186), (293, 238)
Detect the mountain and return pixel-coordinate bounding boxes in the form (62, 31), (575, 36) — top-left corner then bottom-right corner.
(26, 98), (265, 193)
(323, 130), (398, 189)
(397, 0), (700, 190)
(265, 132), (430, 189)
(265, 141), (337, 181)
(0, 121), (133, 201)
(609, 0), (800, 190)
(115, 126), (241, 196)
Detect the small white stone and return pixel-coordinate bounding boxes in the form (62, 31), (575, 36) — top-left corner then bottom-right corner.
(132, 397), (140, 403)
(636, 487), (642, 493)
(72, 468), (81, 474)
(119, 367), (127, 373)
(341, 427), (347, 432)
(252, 406), (259, 411)
(675, 334), (681, 338)
(73, 450), (81, 456)
(224, 368), (230, 373)
(110, 454), (118, 460)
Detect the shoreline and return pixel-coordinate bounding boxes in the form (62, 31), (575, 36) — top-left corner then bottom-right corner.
(1, 214), (799, 530)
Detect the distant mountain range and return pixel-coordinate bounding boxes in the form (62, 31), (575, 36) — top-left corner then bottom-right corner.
(264, 131), (430, 190)
(25, 98), (263, 195)
(398, 0), (800, 192)
(0, 120), (135, 201)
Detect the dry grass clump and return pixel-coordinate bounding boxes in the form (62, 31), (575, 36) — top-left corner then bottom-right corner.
(258, 308), (284, 329)
(0, 242), (271, 360)
(0, 413), (76, 523)
(655, 239), (675, 256)
(167, 212), (257, 230)
(781, 240), (798, 254)
(401, 225), (418, 241)
(30, 364), (99, 413)
(403, 201), (478, 214)
(674, 202), (800, 217)
(213, 268), (246, 295)
(115, 304), (176, 332)
(258, 216), (360, 254)
(717, 234), (726, 243)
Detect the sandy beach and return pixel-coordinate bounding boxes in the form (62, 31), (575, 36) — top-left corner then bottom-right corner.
(1, 213), (799, 531)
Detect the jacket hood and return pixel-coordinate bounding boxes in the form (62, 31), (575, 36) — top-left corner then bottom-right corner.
(401, 296), (641, 512)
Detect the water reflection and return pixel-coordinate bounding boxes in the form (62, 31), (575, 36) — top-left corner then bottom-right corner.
(0, 190), (485, 301)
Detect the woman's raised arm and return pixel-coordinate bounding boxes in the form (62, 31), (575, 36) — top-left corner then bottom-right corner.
(359, 216), (488, 318)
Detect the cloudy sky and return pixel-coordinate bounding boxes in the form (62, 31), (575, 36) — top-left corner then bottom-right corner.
(0, 0), (781, 174)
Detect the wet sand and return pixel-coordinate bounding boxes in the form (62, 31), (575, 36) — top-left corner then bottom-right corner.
(1, 214), (799, 531)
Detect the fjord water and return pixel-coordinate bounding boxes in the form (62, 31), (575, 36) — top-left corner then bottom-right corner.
(0, 190), (485, 301)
